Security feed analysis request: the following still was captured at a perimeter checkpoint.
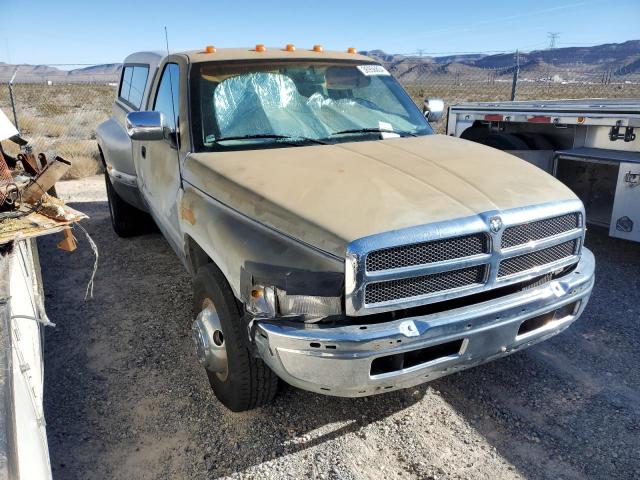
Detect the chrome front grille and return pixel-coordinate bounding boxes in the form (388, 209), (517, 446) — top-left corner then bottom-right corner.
(501, 213), (581, 248)
(345, 200), (586, 316)
(365, 266), (487, 305)
(366, 233), (489, 272)
(498, 240), (578, 278)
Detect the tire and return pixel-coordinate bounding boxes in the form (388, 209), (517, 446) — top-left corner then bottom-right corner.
(482, 133), (530, 151)
(193, 263), (278, 411)
(515, 133), (556, 150)
(460, 126), (488, 143)
(104, 172), (153, 237)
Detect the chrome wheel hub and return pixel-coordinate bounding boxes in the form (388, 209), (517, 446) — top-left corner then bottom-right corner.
(192, 300), (228, 381)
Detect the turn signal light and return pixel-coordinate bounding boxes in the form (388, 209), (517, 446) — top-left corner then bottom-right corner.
(255, 44), (266, 52)
(285, 44), (296, 52)
(205, 45), (216, 54)
(312, 44), (323, 52)
(347, 47), (356, 54)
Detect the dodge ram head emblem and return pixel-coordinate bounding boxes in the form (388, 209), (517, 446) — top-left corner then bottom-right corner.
(489, 216), (503, 233)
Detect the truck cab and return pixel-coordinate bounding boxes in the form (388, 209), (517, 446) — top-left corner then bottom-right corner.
(97, 47), (595, 411)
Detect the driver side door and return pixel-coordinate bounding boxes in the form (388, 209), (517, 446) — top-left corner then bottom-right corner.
(135, 60), (184, 250)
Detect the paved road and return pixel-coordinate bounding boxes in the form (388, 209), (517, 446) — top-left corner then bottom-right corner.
(40, 176), (639, 479)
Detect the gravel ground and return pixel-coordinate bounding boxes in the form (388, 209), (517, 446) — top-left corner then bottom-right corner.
(40, 175), (639, 480)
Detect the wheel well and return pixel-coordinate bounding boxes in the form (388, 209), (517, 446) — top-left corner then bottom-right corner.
(184, 236), (244, 310)
(185, 235), (212, 276)
(97, 144), (107, 168)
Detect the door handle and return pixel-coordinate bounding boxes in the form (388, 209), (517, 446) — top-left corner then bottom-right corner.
(141, 146), (146, 159)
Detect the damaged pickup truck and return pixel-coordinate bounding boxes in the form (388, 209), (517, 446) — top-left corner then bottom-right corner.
(97, 46), (595, 411)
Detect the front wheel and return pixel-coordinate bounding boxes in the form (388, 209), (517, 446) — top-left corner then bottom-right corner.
(192, 263), (278, 411)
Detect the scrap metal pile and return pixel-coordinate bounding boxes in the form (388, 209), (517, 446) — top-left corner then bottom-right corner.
(0, 109), (85, 248)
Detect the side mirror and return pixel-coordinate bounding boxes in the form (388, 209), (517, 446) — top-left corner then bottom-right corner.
(423, 98), (445, 123)
(125, 111), (167, 141)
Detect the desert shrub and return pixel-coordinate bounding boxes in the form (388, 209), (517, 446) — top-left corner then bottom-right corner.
(51, 140), (103, 179)
(44, 122), (67, 138)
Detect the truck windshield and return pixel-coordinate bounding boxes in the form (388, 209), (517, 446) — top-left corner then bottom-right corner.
(190, 60), (433, 151)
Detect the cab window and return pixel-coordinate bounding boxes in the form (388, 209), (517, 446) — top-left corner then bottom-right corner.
(118, 64), (149, 110)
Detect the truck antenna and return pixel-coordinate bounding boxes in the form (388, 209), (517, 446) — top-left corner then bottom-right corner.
(163, 26), (183, 178)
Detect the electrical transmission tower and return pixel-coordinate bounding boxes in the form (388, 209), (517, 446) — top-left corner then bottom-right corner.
(547, 32), (560, 49)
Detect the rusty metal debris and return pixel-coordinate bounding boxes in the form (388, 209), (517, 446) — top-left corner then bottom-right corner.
(0, 151), (14, 206)
(0, 109), (86, 245)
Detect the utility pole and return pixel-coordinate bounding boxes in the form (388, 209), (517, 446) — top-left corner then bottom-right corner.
(511, 49), (520, 101)
(547, 32), (560, 49)
(417, 49), (425, 58)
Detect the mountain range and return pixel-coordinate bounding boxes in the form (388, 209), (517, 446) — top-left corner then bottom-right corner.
(1, 40), (638, 84)
(364, 40), (640, 82)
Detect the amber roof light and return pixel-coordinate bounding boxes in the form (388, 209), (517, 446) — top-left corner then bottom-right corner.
(205, 45), (216, 53)
(285, 44), (296, 52)
(312, 44), (323, 52)
(347, 47), (356, 54)
(255, 44), (266, 52)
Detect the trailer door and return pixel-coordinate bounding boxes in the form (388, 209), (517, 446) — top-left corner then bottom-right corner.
(610, 162), (640, 242)
(555, 148), (640, 242)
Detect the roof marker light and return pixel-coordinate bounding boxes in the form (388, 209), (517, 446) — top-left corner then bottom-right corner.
(347, 47), (356, 54)
(312, 44), (323, 52)
(255, 44), (266, 52)
(285, 44), (296, 52)
(205, 45), (216, 54)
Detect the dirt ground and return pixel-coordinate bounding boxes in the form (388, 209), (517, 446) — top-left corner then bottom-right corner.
(40, 175), (639, 480)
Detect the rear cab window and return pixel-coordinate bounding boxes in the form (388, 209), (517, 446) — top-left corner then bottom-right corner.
(118, 64), (150, 110)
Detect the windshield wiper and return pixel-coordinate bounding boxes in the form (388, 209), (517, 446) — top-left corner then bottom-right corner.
(211, 134), (329, 145)
(330, 128), (417, 137)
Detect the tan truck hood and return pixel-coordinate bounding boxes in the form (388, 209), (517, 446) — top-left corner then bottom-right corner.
(183, 135), (576, 257)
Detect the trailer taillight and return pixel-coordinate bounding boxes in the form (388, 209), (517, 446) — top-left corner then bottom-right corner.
(528, 116), (551, 123)
(484, 114), (504, 121)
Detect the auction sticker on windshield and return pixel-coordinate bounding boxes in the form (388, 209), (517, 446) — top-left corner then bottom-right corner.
(357, 65), (390, 76)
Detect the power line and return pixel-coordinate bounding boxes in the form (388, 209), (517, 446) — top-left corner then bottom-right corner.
(402, 49), (513, 57)
(547, 32), (560, 49)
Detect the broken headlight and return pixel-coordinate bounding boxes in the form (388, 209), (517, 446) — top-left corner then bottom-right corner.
(276, 289), (341, 317)
(247, 285), (341, 320)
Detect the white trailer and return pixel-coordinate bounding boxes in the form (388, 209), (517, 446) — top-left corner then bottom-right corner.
(0, 239), (53, 480)
(446, 99), (640, 242)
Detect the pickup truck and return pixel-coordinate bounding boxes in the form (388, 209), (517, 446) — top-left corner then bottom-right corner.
(97, 46), (595, 411)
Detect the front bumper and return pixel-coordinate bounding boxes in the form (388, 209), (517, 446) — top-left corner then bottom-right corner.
(253, 248), (595, 397)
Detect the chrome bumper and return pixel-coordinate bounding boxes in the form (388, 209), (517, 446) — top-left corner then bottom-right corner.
(254, 248), (595, 397)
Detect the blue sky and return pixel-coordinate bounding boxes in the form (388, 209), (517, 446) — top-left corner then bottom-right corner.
(1, 0), (638, 65)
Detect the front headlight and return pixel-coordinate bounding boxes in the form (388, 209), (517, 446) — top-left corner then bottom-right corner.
(276, 289), (341, 317)
(247, 285), (341, 320)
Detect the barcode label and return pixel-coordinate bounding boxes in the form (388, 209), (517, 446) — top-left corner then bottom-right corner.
(357, 65), (390, 76)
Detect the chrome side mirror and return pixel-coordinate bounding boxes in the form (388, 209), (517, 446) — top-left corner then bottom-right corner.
(125, 111), (168, 141)
(423, 97), (445, 123)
